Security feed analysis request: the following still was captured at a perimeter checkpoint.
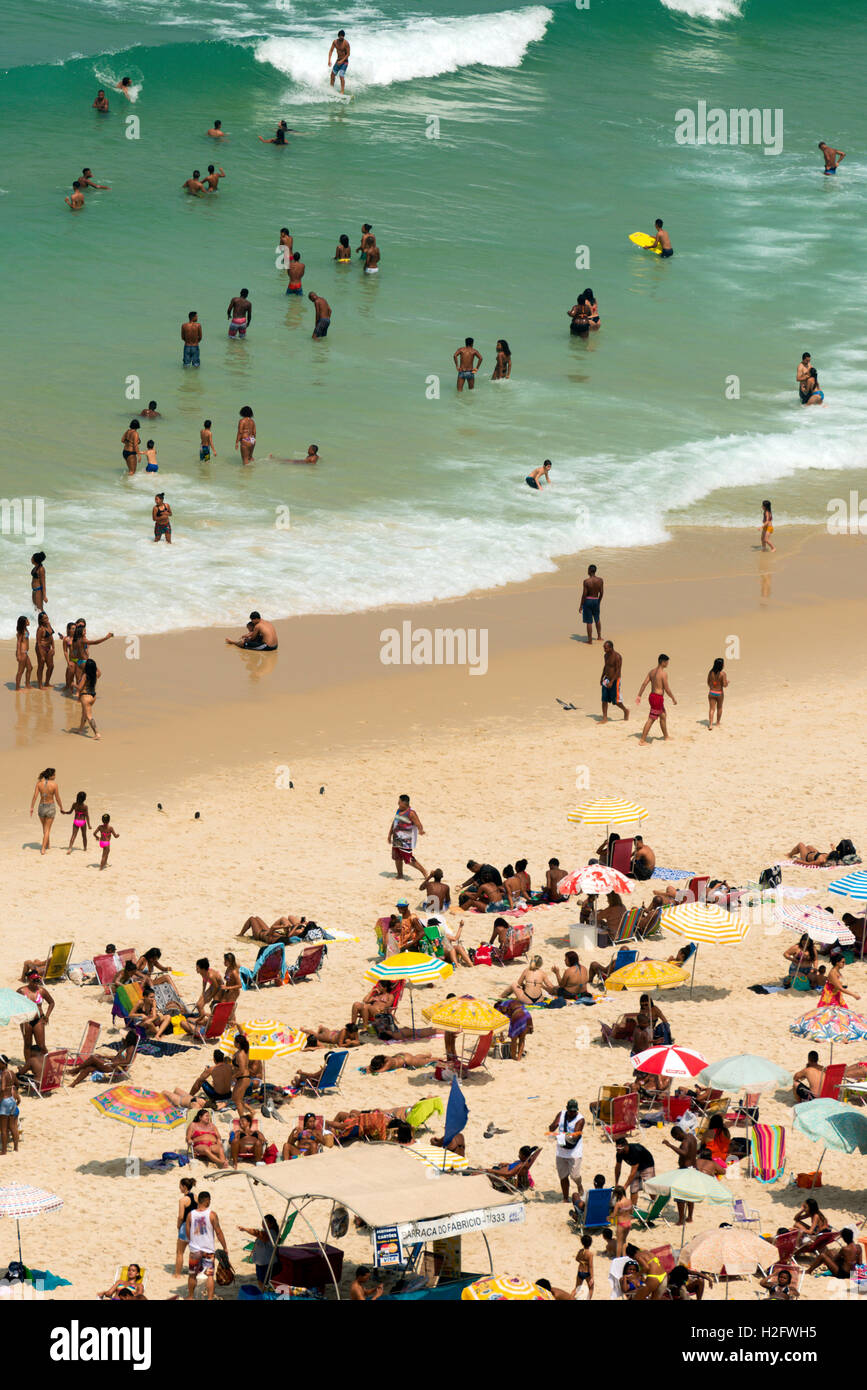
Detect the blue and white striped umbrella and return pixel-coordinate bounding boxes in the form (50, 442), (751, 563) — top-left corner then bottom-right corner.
(829, 871), (867, 901)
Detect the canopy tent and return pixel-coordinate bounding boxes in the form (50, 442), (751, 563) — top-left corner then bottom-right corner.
(211, 1144), (525, 1298)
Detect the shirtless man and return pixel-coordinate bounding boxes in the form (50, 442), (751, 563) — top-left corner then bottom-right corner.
(182, 170), (206, 196)
(543, 858), (568, 902)
(117, 77), (134, 99)
(818, 141), (845, 174)
(227, 289), (252, 338)
(299, 1024), (360, 1049)
(793, 1050), (824, 1102)
(207, 120), (226, 138)
(552, 951), (590, 999)
(65, 181), (85, 210)
(454, 338), (482, 391)
(662, 1125), (697, 1223)
(79, 167), (110, 190)
(181, 311), (202, 367)
(420, 868), (451, 910)
(328, 30), (351, 93)
(796, 352), (813, 403)
(637, 654), (677, 745)
(580, 565), (604, 643)
(189, 1051), (236, 1106)
(93, 90), (109, 112)
(140, 400), (161, 419)
(356, 224), (374, 259)
(363, 238), (381, 274)
(204, 165), (225, 191)
(651, 219), (673, 257)
(309, 292), (332, 338)
(631, 836), (655, 881)
(286, 252), (305, 296)
(193, 959), (224, 1019)
(226, 611), (277, 651)
(600, 640), (629, 720)
(806, 1227), (863, 1277)
(395, 901), (424, 951)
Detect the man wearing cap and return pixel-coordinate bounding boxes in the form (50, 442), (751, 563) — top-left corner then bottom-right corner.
(548, 1099), (585, 1203)
(396, 900), (424, 951)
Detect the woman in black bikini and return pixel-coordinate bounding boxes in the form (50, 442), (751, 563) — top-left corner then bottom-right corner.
(153, 494), (172, 544)
(122, 419), (141, 474)
(582, 287), (600, 327)
(498, 955), (553, 1005)
(30, 552), (47, 612)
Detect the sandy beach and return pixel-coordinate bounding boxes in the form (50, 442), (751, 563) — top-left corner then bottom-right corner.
(2, 523), (866, 1302)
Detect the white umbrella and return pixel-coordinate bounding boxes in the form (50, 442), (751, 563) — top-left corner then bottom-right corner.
(0, 991), (38, 1028)
(0, 1182), (63, 1264)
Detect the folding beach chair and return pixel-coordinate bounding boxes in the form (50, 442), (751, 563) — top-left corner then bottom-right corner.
(631, 1192), (671, 1229)
(754, 1261), (804, 1298)
(242, 943), (285, 990)
(732, 1197), (760, 1226)
(600, 1092), (639, 1143)
(298, 1049), (348, 1097)
(684, 876), (709, 905)
(818, 1064), (846, 1100)
(491, 924), (532, 966)
(604, 909), (640, 947)
(43, 941), (75, 983)
(636, 907), (664, 941)
(434, 1031), (493, 1081)
(94, 950), (135, 997)
(20, 1048), (69, 1098)
(109, 1266), (148, 1297)
(153, 978), (196, 1016)
(592, 1084), (629, 1126)
(66, 1020), (100, 1069)
(659, 1095), (692, 1124)
(197, 999), (234, 1043)
(749, 1123), (786, 1184)
(111, 981), (143, 1026)
(609, 837), (634, 876)
(488, 1145), (541, 1195)
(285, 943), (326, 986)
(612, 946), (638, 972)
(570, 1185), (612, 1232)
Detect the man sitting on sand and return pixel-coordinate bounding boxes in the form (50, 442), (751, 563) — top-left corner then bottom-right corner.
(543, 858), (568, 902)
(551, 951), (591, 999)
(226, 611), (278, 652)
(420, 868), (451, 910)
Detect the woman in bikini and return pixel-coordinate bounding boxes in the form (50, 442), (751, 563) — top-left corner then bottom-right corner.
(706, 656), (728, 728)
(498, 955), (554, 1006)
(18, 971), (55, 1053)
(30, 551), (47, 612)
(334, 233), (351, 263)
(819, 959), (860, 1007)
(175, 1177), (197, 1276)
(574, 1234), (595, 1300)
(492, 339), (512, 380)
(78, 658), (100, 739)
(230, 1033), (254, 1119)
(152, 494), (172, 543)
(121, 419), (141, 474)
(30, 767), (64, 853)
(68, 1030), (138, 1087)
(582, 287), (601, 327)
(613, 1185), (634, 1257)
(568, 292), (590, 335)
(236, 406), (256, 465)
(185, 1108), (229, 1167)
(34, 612), (55, 689)
(63, 790), (90, 852)
(99, 1263), (147, 1300)
(761, 499), (776, 552)
(61, 622), (76, 689)
(791, 1197), (831, 1247)
(15, 615), (32, 690)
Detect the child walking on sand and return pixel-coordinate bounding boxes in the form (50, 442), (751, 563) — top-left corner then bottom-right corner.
(64, 790), (91, 852)
(98, 813), (119, 869)
(761, 499), (776, 551)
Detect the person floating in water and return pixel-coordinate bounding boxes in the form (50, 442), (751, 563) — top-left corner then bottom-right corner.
(651, 219), (673, 257)
(525, 460), (552, 490)
(454, 338), (482, 391)
(328, 30), (350, 93)
(266, 445), (319, 465)
(818, 141), (845, 174)
(259, 120), (290, 145)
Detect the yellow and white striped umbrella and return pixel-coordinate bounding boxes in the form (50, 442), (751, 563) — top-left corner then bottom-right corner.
(363, 952), (453, 986)
(661, 902), (751, 945)
(421, 997), (508, 1035)
(605, 959), (689, 992)
(219, 1019), (308, 1060)
(566, 798), (648, 828)
(408, 1141), (468, 1172)
(461, 1275), (553, 1301)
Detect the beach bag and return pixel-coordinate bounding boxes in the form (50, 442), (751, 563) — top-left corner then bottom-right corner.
(835, 839), (856, 861)
(215, 1250), (235, 1286)
(758, 864), (782, 889)
(796, 1170), (822, 1188)
(263, 1143), (278, 1165)
(471, 944), (492, 966)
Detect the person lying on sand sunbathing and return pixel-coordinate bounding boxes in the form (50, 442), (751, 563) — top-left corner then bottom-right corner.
(325, 1107), (409, 1142)
(368, 1052), (437, 1074)
(68, 1030), (139, 1087)
(239, 914), (309, 943)
(787, 842), (836, 865)
(300, 1023), (361, 1048)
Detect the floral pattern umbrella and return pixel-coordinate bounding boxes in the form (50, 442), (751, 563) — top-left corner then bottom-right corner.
(461, 1274), (553, 1301)
(790, 1005), (867, 1063)
(558, 865), (635, 898)
(91, 1085), (186, 1156)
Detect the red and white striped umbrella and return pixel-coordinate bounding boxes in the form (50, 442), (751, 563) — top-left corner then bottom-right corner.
(558, 865), (635, 897)
(631, 1044), (708, 1079)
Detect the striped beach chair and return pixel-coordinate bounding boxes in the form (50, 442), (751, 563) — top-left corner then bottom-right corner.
(749, 1123), (786, 1184)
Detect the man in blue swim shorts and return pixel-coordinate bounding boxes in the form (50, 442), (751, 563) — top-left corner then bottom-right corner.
(328, 30), (350, 93)
(579, 564), (604, 643)
(600, 641), (629, 722)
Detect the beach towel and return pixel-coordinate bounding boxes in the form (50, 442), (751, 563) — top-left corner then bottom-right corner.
(105, 1036), (193, 1059)
(651, 868), (695, 881)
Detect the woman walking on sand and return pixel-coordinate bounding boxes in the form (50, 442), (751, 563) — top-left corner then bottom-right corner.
(79, 659), (101, 739)
(761, 499), (776, 552)
(706, 657), (728, 729)
(30, 767), (64, 853)
(35, 612), (55, 689)
(15, 616), (32, 690)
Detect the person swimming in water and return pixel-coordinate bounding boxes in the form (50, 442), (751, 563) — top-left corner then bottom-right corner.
(525, 461), (552, 490)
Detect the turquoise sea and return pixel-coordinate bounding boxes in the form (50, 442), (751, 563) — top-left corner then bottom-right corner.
(1, 0), (865, 634)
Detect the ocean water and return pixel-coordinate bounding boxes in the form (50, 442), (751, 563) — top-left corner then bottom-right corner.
(1, 0), (865, 634)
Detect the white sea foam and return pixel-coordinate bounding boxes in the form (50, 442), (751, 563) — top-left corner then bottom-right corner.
(254, 6), (552, 94)
(660, 0), (744, 20)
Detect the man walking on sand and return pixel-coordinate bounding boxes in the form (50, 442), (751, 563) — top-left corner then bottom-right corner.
(388, 793), (427, 880)
(636, 654), (677, 745)
(186, 1192), (228, 1301)
(580, 564), (603, 643)
(600, 640), (629, 722)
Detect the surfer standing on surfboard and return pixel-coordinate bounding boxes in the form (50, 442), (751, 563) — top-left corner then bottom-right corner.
(328, 31), (350, 94)
(651, 219), (673, 258)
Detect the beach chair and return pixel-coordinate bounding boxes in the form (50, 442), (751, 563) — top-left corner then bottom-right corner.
(297, 1049), (348, 1098)
(692, 1089), (725, 1118)
(798, 1228), (840, 1259)
(20, 1049), (69, 1098)
(110, 1266), (148, 1296)
(243, 943), (285, 990)
(491, 924), (532, 966)
(726, 1092), (761, 1125)
(600, 1092), (639, 1143)
(604, 909), (641, 947)
(631, 1192), (670, 1229)
(636, 907), (664, 941)
(755, 1261), (804, 1297)
(375, 918), (401, 959)
(817, 1063), (846, 1101)
(660, 1095), (692, 1124)
(66, 1020), (100, 1069)
(570, 1185), (612, 1232)
(42, 941), (75, 983)
(434, 1031), (493, 1081)
(749, 1123), (786, 1184)
(196, 999), (234, 1043)
(107, 1036), (139, 1082)
(773, 1230), (800, 1263)
(683, 876), (709, 905)
(609, 837), (634, 876)
(732, 1197), (760, 1225)
(153, 978), (196, 1017)
(488, 1145), (542, 1195)
(592, 1084), (629, 1126)
(93, 949), (135, 997)
(285, 943), (326, 986)
(648, 1243), (677, 1274)
(111, 981), (143, 1026)
(420, 924), (445, 959)
(612, 947), (638, 972)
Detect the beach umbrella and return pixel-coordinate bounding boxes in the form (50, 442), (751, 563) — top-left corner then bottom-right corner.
(604, 959), (688, 993)
(421, 997), (508, 1035)
(0, 990), (38, 1028)
(218, 1019), (308, 1059)
(0, 1183), (63, 1265)
(829, 871), (867, 958)
(566, 798), (648, 833)
(681, 1227), (778, 1277)
(461, 1274), (553, 1301)
(794, 1098), (867, 1177)
(696, 1054), (792, 1093)
(91, 1085), (186, 1157)
(407, 1141), (468, 1173)
(558, 865), (635, 898)
(660, 902), (751, 994)
(631, 1044), (707, 1079)
(790, 1005), (867, 1064)
(363, 952), (453, 1037)
(775, 905), (855, 946)
(644, 1167), (734, 1246)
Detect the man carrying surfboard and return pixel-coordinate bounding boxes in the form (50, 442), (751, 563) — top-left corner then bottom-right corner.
(651, 219), (673, 258)
(328, 31), (350, 94)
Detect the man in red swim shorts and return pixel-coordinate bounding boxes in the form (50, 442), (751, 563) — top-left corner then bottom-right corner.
(636, 654), (677, 746)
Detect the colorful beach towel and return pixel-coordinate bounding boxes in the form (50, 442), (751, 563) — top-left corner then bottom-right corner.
(651, 868), (695, 881)
(750, 1123), (786, 1184)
